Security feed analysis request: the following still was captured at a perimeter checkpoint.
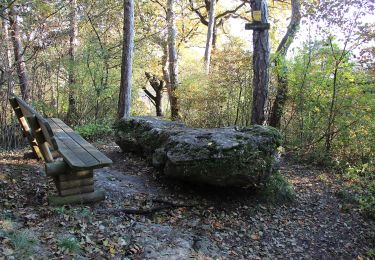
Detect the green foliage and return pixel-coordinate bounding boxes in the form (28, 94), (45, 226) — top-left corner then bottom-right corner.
(336, 163), (375, 220)
(58, 236), (81, 254)
(75, 121), (113, 141)
(53, 206), (93, 222)
(53, 206), (66, 215)
(178, 38), (252, 128)
(281, 39), (375, 166)
(262, 172), (296, 204)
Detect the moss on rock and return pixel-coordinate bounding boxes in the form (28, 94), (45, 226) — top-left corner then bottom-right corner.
(114, 117), (282, 188)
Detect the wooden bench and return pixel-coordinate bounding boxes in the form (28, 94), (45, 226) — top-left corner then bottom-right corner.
(9, 96), (112, 206)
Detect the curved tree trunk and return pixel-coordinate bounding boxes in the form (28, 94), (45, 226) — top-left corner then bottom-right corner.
(118, 0), (135, 119)
(268, 0), (301, 128)
(167, 0), (180, 120)
(144, 72), (164, 117)
(8, 5), (30, 101)
(204, 0), (216, 75)
(250, 0), (270, 125)
(66, 0), (78, 124)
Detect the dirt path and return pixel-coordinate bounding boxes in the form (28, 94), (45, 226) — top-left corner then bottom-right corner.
(0, 142), (373, 259)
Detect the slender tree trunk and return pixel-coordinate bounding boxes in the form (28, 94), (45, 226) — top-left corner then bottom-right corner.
(212, 22), (217, 50)
(325, 65), (338, 153)
(204, 0), (216, 74)
(268, 0), (301, 128)
(167, 0), (180, 120)
(118, 0), (135, 119)
(8, 5), (30, 101)
(66, 0), (78, 124)
(298, 44), (313, 144)
(250, 0), (270, 125)
(161, 42), (171, 96)
(1, 16), (13, 94)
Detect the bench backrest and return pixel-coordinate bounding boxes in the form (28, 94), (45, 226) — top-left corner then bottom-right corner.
(9, 96), (58, 161)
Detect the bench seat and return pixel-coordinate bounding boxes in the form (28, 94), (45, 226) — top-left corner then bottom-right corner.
(9, 96), (112, 206)
(47, 118), (112, 170)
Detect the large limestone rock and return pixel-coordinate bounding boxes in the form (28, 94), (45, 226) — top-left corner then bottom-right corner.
(114, 116), (281, 187)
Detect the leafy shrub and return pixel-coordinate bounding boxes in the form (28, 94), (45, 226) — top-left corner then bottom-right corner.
(75, 121), (113, 141)
(337, 162), (375, 220)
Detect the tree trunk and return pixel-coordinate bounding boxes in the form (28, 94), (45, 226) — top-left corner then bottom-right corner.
(204, 0), (216, 74)
(212, 22), (217, 50)
(325, 63), (339, 154)
(66, 0), (78, 124)
(1, 16), (13, 94)
(250, 0), (270, 125)
(8, 5), (30, 101)
(167, 0), (180, 120)
(118, 0), (135, 119)
(268, 0), (301, 128)
(161, 42), (171, 97)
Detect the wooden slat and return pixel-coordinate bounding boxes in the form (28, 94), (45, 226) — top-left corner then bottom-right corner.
(36, 116), (58, 149)
(58, 171), (93, 182)
(9, 97), (43, 159)
(12, 96), (58, 149)
(26, 115), (54, 163)
(50, 118), (112, 165)
(47, 119), (88, 169)
(59, 178), (94, 190)
(60, 184), (94, 196)
(47, 119), (107, 169)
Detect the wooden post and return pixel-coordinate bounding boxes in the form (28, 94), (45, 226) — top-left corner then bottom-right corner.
(45, 161), (69, 177)
(59, 170), (93, 181)
(9, 98), (42, 159)
(60, 185), (94, 196)
(59, 178), (94, 190)
(58, 170), (94, 196)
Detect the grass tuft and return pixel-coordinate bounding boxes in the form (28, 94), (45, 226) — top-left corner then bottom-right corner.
(58, 235), (81, 253)
(9, 230), (39, 258)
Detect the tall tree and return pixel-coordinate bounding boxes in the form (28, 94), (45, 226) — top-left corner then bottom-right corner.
(0, 15), (13, 93)
(66, 0), (78, 124)
(118, 0), (135, 119)
(268, 0), (301, 128)
(250, 0), (270, 125)
(167, 0), (180, 120)
(204, 0), (216, 74)
(8, 3), (30, 101)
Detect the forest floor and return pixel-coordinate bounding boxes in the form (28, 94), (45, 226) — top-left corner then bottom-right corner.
(0, 140), (374, 259)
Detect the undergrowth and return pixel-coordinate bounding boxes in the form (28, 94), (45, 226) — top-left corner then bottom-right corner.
(75, 121), (113, 141)
(262, 172), (296, 204)
(58, 235), (81, 253)
(336, 162), (375, 220)
(8, 230), (39, 258)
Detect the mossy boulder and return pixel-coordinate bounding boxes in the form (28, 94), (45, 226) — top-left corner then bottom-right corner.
(114, 116), (282, 188)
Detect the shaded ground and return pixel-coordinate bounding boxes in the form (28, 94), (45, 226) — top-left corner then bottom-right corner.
(0, 141), (373, 259)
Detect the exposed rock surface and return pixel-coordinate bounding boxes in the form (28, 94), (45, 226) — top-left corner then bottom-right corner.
(114, 116), (281, 187)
